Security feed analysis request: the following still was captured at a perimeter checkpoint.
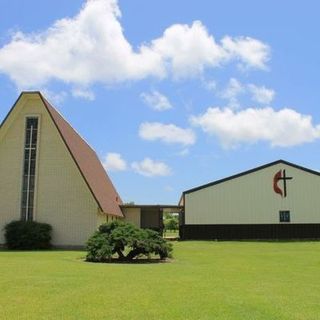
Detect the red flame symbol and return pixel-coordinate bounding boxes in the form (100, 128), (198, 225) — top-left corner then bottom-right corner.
(273, 170), (283, 197)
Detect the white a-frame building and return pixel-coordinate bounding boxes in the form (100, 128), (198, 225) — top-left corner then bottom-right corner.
(0, 92), (123, 247)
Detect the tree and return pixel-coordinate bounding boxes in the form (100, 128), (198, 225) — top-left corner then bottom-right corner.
(86, 221), (172, 262)
(164, 217), (178, 231)
(163, 212), (179, 232)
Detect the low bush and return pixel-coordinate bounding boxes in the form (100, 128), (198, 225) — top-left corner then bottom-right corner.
(86, 221), (172, 262)
(4, 220), (52, 250)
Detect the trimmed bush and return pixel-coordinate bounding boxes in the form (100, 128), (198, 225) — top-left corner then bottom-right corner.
(4, 220), (52, 250)
(86, 221), (172, 262)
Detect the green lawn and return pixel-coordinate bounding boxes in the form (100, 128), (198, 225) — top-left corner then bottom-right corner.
(164, 229), (179, 238)
(1, 241), (320, 320)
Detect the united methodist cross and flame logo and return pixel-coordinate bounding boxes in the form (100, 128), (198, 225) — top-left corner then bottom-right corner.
(273, 169), (293, 198)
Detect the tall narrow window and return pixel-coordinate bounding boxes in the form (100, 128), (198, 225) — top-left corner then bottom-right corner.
(21, 117), (39, 221)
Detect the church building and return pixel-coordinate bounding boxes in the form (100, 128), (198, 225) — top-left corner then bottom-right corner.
(180, 160), (320, 240)
(2, 92), (320, 246)
(0, 92), (124, 247)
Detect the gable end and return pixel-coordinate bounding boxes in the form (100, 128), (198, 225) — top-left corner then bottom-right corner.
(183, 160), (320, 195)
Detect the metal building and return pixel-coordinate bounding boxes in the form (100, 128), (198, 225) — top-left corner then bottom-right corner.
(180, 160), (320, 240)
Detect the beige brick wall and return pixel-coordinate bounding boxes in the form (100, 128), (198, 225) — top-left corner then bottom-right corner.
(122, 207), (141, 227)
(97, 211), (108, 227)
(0, 100), (25, 243)
(0, 94), (100, 246)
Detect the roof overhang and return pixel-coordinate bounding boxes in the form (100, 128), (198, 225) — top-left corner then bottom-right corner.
(120, 204), (183, 213)
(183, 159), (320, 195)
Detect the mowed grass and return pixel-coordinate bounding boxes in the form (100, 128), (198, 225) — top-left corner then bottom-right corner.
(164, 229), (179, 238)
(1, 241), (320, 320)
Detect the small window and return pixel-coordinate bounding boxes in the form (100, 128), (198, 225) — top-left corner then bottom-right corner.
(279, 210), (290, 223)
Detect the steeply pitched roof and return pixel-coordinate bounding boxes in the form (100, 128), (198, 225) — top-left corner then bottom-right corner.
(183, 159), (320, 195)
(1, 91), (123, 217)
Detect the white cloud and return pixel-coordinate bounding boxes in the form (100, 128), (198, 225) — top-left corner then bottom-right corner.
(131, 158), (171, 177)
(102, 153), (173, 177)
(219, 79), (275, 108)
(148, 21), (227, 79)
(140, 90), (172, 111)
(220, 78), (244, 108)
(102, 152), (127, 171)
(203, 79), (217, 91)
(41, 89), (67, 105)
(222, 78), (243, 99)
(0, 0), (270, 89)
(139, 122), (196, 145)
(191, 107), (320, 148)
(177, 148), (190, 156)
(72, 88), (95, 101)
(221, 36), (270, 70)
(248, 84), (275, 104)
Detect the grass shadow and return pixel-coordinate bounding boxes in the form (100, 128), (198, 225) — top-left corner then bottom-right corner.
(85, 258), (172, 264)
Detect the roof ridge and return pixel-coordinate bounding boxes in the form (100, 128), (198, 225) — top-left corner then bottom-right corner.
(183, 159), (320, 194)
(37, 92), (123, 217)
(40, 93), (97, 154)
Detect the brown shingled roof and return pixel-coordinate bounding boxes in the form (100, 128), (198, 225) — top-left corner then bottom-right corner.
(38, 93), (124, 217)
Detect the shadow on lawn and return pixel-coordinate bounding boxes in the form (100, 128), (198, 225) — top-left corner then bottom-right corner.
(85, 258), (172, 264)
(209, 239), (320, 243)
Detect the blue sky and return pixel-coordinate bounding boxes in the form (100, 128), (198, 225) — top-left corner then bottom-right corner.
(1, 0), (320, 204)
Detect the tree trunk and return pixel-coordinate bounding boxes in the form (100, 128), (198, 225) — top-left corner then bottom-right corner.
(125, 248), (146, 260)
(116, 249), (125, 260)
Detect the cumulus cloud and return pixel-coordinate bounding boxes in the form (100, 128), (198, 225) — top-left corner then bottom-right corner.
(131, 158), (171, 177)
(41, 89), (67, 105)
(102, 152), (127, 171)
(102, 152), (172, 177)
(248, 84), (275, 104)
(139, 122), (196, 145)
(220, 78), (244, 108)
(219, 79), (276, 108)
(140, 90), (172, 111)
(0, 0), (270, 89)
(221, 36), (270, 70)
(191, 107), (320, 148)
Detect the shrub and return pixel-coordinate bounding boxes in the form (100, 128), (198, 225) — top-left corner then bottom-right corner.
(86, 232), (113, 262)
(4, 220), (52, 250)
(86, 221), (172, 262)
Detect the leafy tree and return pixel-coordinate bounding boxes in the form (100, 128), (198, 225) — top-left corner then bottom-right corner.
(86, 221), (172, 262)
(164, 218), (178, 231)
